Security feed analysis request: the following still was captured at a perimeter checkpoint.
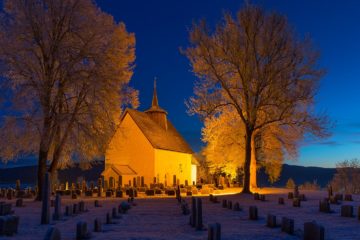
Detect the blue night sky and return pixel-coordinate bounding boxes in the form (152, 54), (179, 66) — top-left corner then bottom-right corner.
(94, 0), (360, 168)
(1, 1), (359, 168)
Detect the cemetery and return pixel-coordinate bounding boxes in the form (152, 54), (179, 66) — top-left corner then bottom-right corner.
(0, 180), (360, 239)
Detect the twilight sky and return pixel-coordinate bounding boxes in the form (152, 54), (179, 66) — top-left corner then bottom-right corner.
(94, 0), (360, 168)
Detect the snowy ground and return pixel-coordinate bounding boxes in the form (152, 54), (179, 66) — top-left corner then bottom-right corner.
(1, 188), (359, 240)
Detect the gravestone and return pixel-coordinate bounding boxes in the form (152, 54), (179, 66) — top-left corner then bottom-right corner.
(112, 207), (121, 219)
(53, 194), (62, 220)
(293, 198), (301, 207)
(141, 176), (145, 187)
(233, 202), (241, 211)
(208, 223), (221, 240)
(94, 218), (102, 232)
(281, 217), (294, 235)
(222, 199), (227, 208)
(106, 212), (112, 224)
(266, 214), (277, 228)
(0, 215), (19, 236)
(79, 201), (85, 212)
(253, 193), (259, 200)
(341, 205), (353, 217)
(76, 221), (90, 240)
(41, 172), (51, 224)
(73, 203), (79, 215)
(304, 221), (325, 240)
(278, 197), (285, 205)
(227, 200), (232, 209)
(116, 190), (123, 198)
(190, 197), (196, 227)
(319, 200), (330, 213)
(44, 226), (61, 240)
(94, 200), (101, 208)
(288, 192), (294, 199)
(195, 198), (203, 230)
(294, 185), (299, 198)
(249, 206), (258, 220)
(65, 205), (73, 216)
(15, 199), (24, 207)
(0, 203), (13, 216)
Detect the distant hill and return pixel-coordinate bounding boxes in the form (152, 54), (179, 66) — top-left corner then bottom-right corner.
(258, 164), (336, 188)
(0, 163), (336, 188)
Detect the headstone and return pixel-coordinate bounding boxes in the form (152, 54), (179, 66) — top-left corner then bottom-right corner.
(208, 223), (221, 240)
(116, 190), (123, 198)
(222, 199), (227, 208)
(278, 197), (285, 205)
(293, 198), (301, 207)
(141, 176), (145, 187)
(288, 192), (294, 199)
(259, 194), (266, 201)
(0, 203), (13, 216)
(294, 185), (299, 198)
(190, 197), (196, 227)
(0, 215), (19, 236)
(249, 206), (258, 220)
(15, 198), (23, 207)
(304, 221), (325, 240)
(52, 194), (62, 220)
(106, 212), (112, 224)
(281, 217), (294, 235)
(94, 218), (102, 232)
(227, 200), (232, 209)
(119, 201), (131, 214)
(341, 205), (353, 217)
(299, 194), (307, 201)
(79, 201), (85, 212)
(253, 193), (259, 200)
(41, 172), (51, 224)
(266, 214), (277, 228)
(233, 202), (241, 211)
(44, 226), (61, 240)
(76, 221), (90, 240)
(94, 200), (101, 208)
(319, 200), (330, 213)
(73, 203), (79, 215)
(65, 205), (73, 216)
(195, 198), (203, 230)
(112, 207), (121, 219)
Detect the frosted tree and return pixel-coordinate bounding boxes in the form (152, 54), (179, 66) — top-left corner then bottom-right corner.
(184, 5), (329, 193)
(0, 0), (137, 199)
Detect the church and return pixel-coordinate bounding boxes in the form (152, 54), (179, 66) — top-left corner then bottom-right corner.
(101, 81), (197, 188)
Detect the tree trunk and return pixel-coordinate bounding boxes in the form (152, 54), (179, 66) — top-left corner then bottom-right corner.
(242, 127), (253, 194)
(250, 134), (257, 190)
(36, 149), (48, 201)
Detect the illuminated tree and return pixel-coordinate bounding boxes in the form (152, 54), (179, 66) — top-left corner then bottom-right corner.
(0, 0), (137, 199)
(184, 5), (329, 193)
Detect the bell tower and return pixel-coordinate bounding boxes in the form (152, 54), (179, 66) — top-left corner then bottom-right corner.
(145, 78), (168, 130)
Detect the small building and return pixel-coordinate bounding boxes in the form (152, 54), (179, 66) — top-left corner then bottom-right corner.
(102, 82), (197, 188)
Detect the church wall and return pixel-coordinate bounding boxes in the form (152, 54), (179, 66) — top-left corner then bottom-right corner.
(105, 113), (155, 185)
(154, 149), (192, 185)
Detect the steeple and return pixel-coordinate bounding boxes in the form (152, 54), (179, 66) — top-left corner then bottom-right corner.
(145, 78), (168, 130)
(152, 78), (159, 107)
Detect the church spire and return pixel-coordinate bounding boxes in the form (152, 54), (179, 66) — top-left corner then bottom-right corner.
(145, 77), (168, 130)
(152, 77), (159, 107)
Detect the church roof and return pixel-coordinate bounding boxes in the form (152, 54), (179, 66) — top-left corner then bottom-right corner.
(125, 108), (194, 154)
